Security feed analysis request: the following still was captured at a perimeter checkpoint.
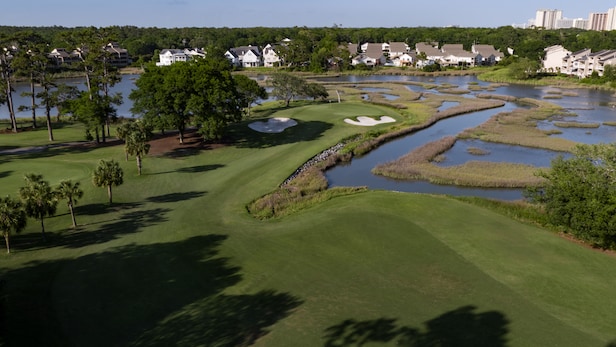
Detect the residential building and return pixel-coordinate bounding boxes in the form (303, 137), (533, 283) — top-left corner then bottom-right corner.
(608, 7), (616, 30)
(588, 12), (608, 31)
(388, 42), (409, 57)
(47, 48), (79, 66)
(441, 44), (480, 67)
(560, 48), (616, 78)
(105, 42), (131, 67)
(471, 44), (504, 65)
(156, 48), (205, 66)
(535, 9), (562, 29)
(542, 45), (571, 73)
(415, 42), (444, 64)
(262, 44), (281, 67)
(225, 45), (262, 68)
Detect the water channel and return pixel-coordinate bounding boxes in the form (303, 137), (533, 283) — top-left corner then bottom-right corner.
(4, 74), (616, 200)
(318, 75), (616, 200)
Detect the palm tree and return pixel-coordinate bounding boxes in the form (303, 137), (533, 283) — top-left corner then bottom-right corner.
(115, 122), (134, 161)
(0, 196), (27, 253)
(55, 180), (84, 228)
(126, 122), (152, 176)
(92, 160), (124, 204)
(19, 174), (58, 240)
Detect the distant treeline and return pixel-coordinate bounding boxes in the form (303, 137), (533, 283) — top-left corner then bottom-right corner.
(2, 25), (616, 65)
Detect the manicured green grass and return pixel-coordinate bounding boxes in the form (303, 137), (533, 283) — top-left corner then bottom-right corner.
(1, 101), (616, 346)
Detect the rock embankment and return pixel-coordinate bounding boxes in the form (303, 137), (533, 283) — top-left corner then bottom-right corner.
(281, 143), (345, 186)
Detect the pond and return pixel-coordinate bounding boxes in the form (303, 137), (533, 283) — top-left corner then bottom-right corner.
(0, 75), (140, 120)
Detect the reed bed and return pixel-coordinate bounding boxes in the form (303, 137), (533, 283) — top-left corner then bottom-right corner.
(457, 106), (577, 152)
(562, 91), (579, 97)
(372, 135), (543, 188)
(247, 167), (366, 219)
(603, 121), (616, 126)
(476, 93), (518, 102)
(553, 121), (601, 128)
(373, 160), (545, 188)
(467, 147), (490, 155)
(543, 95), (563, 99)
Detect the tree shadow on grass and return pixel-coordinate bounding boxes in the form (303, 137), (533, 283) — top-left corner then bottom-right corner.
(1, 234), (302, 347)
(13, 206), (169, 251)
(151, 164), (225, 175)
(0, 170), (13, 179)
(227, 119), (333, 149)
(146, 191), (206, 203)
(324, 305), (509, 347)
(74, 202), (143, 216)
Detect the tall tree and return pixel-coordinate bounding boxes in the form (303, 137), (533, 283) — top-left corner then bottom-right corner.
(0, 38), (17, 132)
(19, 174), (58, 240)
(92, 159), (124, 204)
(67, 27), (123, 143)
(270, 72), (309, 107)
(130, 62), (193, 144)
(55, 180), (84, 229)
(11, 32), (47, 130)
(189, 57), (243, 141)
(0, 196), (27, 254)
(131, 56), (243, 143)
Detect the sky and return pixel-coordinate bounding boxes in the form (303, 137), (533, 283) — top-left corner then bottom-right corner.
(3, 1), (615, 28)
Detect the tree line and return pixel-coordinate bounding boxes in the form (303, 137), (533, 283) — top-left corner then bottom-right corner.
(3, 25), (616, 68)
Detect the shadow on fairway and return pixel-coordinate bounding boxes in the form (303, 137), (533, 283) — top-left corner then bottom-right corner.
(146, 191), (206, 203)
(74, 202), (144, 216)
(228, 119), (333, 149)
(13, 206), (170, 251)
(0, 170), (13, 179)
(323, 305), (509, 347)
(1, 235), (302, 346)
(152, 164), (225, 175)
(13, 139), (123, 160)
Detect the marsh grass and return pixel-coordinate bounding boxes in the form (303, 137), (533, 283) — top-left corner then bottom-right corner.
(458, 100), (577, 152)
(374, 160), (544, 188)
(247, 167), (366, 219)
(603, 121), (616, 126)
(553, 121), (601, 128)
(372, 135), (543, 187)
(467, 147), (490, 155)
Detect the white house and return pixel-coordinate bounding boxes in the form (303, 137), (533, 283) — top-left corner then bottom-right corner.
(262, 44), (281, 67)
(542, 45), (571, 73)
(352, 45), (386, 66)
(441, 44), (480, 67)
(225, 45), (262, 68)
(391, 53), (414, 67)
(416, 42), (445, 64)
(471, 44), (504, 65)
(156, 48), (205, 66)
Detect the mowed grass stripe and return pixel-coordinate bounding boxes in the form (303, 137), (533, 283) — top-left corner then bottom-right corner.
(222, 192), (603, 346)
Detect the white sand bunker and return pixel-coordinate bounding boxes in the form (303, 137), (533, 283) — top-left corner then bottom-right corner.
(344, 116), (396, 126)
(248, 117), (298, 133)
